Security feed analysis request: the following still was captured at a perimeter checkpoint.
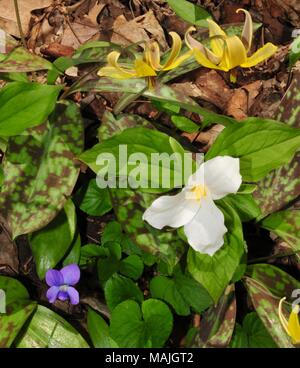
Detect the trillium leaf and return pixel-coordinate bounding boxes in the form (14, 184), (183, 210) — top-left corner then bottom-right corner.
(0, 100), (84, 238)
(0, 82), (61, 137)
(16, 305), (89, 348)
(206, 118), (300, 181)
(225, 193), (261, 222)
(187, 199), (245, 302)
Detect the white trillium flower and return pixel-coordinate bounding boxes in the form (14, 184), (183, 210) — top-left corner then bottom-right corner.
(143, 156), (242, 256)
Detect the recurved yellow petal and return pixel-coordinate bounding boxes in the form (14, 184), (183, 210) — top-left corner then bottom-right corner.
(241, 42), (278, 68)
(279, 298), (290, 336)
(144, 41), (161, 70)
(219, 36), (247, 71)
(193, 48), (223, 70)
(237, 8), (253, 52)
(162, 32), (182, 70)
(185, 27), (221, 65)
(207, 19), (226, 57)
(100, 51), (136, 78)
(97, 66), (135, 79)
(134, 59), (157, 77)
(288, 305), (300, 344)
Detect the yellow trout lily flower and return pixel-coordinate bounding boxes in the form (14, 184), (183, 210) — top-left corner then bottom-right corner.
(98, 32), (193, 86)
(185, 9), (278, 81)
(279, 297), (300, 344)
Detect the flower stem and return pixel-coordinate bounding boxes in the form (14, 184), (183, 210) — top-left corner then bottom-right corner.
(13, 0), (26, 48)
(248, 249), (300, 264)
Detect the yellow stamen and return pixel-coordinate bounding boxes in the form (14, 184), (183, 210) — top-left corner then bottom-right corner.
(191, 185), (207, 202)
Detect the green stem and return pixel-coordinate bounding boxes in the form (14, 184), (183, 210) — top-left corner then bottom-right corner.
(13, 0), (26, 48)
(248, 249), (300, 264)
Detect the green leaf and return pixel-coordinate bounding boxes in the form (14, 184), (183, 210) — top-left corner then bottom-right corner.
(98, 111), (154, 141)
(150, 276), (190, 316)
(63, 232), (81, 266)
(243, 276), (294, 348)
(79, 126), (185, 190)
(244, 264), (300, 348)
(166, 0), (211, 27)
(16, 305), (89, 348)
(0, 82), (61, 137)
(142, 299), (173, 348)
(225, 193), (261, 222)
(87, 308), (118, 348)
(110, 299), (173, 348)
(29, 204), (75, 279)
(97, 257), (119, 284)
(111, 188), (185, 271)
(72, 41), (120, 64)
(230, 312), (277, 348)
(0, 276), (37, 348)
(80, 243), (109, 266)
(150, 271), (213, 316)
(174, 270), (213, 313)
(0, 47), (53, 73)
(189, 285), (236, 348)
(102, 221), (122, 245)
(77, 179), (112, 216)
(119, 255), (144, 280)
(171, 115), (200, 133)
(0, 100), (84, 238)
(261, 209), (300, 256)
(289, 36), (300, 67)
(206, 118), (300, 181)
(187, 200), (245, 302)
(246, 263), (300, 298)
(78, 79), (235, 127)
(104, 274), (144, 311)
(254, 74), (300, 217)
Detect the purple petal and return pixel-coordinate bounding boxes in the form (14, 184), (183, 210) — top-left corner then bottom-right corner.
(46, 286), (60, 303)
(60, 264), (80, 286)
(58, 291), (69, 301)
(45, 269), (63, 287)
(67, 286), (79, 305)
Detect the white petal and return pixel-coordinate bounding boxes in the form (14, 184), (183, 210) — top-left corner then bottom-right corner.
(143, 188), (200, 229)
(202, 156), (242, 200)
(184, 196), (227, 256)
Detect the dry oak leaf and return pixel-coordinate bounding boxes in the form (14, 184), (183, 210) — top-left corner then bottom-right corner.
(111, 11), (167, 50)
(0, 0), (52, 37)
(226, 81), (262, 121)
